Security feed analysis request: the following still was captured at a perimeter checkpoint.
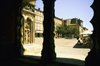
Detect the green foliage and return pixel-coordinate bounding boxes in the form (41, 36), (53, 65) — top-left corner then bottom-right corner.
(56, 25), (79, 35)
(56, 25), (64, 34)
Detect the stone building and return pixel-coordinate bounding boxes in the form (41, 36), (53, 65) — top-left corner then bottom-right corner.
(62, 19), (71, 26)
(54, 17), (63, 38)
(34, 8), (44, 37)
(70, 18), (83, 37)
(83, 27), (88, 32)
(34, 8), (63, 38)
(22, 7), (63, 39)
(69, 24), (83, 38)
(71, 18), (79, 24)
(1, 0), (100, 66)
(71, 18), (83, 33)
(62, 18), (83, 38)
(21, 3), (35, 44)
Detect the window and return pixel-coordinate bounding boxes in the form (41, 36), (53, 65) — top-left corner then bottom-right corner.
(41, 12), (42, 15)
(41, 24), (42, 30)
(34, 10), (36, 12)
(38, 23), (39, 30)
(42, 17), (44, 21)
(35, 23), (36, 29)
(35, 15), (36, 20)
(41, 17), (42, 21)
(64, 20), (66, 23)
(38, 11), (40, 14)
(38, 16), (40, 20)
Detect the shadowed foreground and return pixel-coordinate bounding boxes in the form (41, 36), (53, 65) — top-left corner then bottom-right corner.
(1, 55), (84, 66)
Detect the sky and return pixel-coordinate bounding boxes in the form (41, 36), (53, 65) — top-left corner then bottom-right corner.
(35, 0), (94, 31)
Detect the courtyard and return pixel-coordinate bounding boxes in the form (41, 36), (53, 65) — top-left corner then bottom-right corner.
(23, 38), (90, 61)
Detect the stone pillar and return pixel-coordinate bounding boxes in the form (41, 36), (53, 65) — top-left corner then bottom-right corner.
(85, 0), (100, 66)
(41, 0), (56, 64)
(30, 21), (34, 43)
(14, 2), (26, 56)
(33, 18), (35, 43)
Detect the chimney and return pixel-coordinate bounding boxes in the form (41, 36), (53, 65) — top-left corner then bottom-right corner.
(38, 8), (40, 11)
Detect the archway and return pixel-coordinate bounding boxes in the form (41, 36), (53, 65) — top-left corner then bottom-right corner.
(22, 6), (35, 44)
(24, 0), (93, 63)
(1, 0), (100, 66)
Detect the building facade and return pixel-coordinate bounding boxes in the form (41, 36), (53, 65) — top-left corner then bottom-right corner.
(34, 8), (44, 37)
(21, 6), (63, 44)
(34, 8), (63, 38)
(71, 18), (83, 26)
(22, 4), (35, 44)
(62, 18), (84, 38)
(1, 1), (100, 65)
(83, 27), (88, 32)
(71, 18), (83, 34)
(54, 17), (63, 38)
(63, 19), (71, 26)
(71, 18), (78, 24)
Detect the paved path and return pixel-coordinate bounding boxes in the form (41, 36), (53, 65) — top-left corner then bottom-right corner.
(23, 38), (90, 65)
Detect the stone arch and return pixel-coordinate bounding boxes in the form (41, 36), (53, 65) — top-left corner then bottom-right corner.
(21, 12), (35, 44)
(1, 0), (100, 66)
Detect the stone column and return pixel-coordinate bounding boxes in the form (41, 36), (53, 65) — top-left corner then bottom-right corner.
(41, 0), (56, 64)
(85, 0), (100, 66)
(14, 2), (26, 56)
(33, 17), (35, 43)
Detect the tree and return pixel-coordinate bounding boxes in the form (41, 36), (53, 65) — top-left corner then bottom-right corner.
(56, 25), (79, 37)
(69, 27), (79, 34)
(56, 25), (64, 34)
